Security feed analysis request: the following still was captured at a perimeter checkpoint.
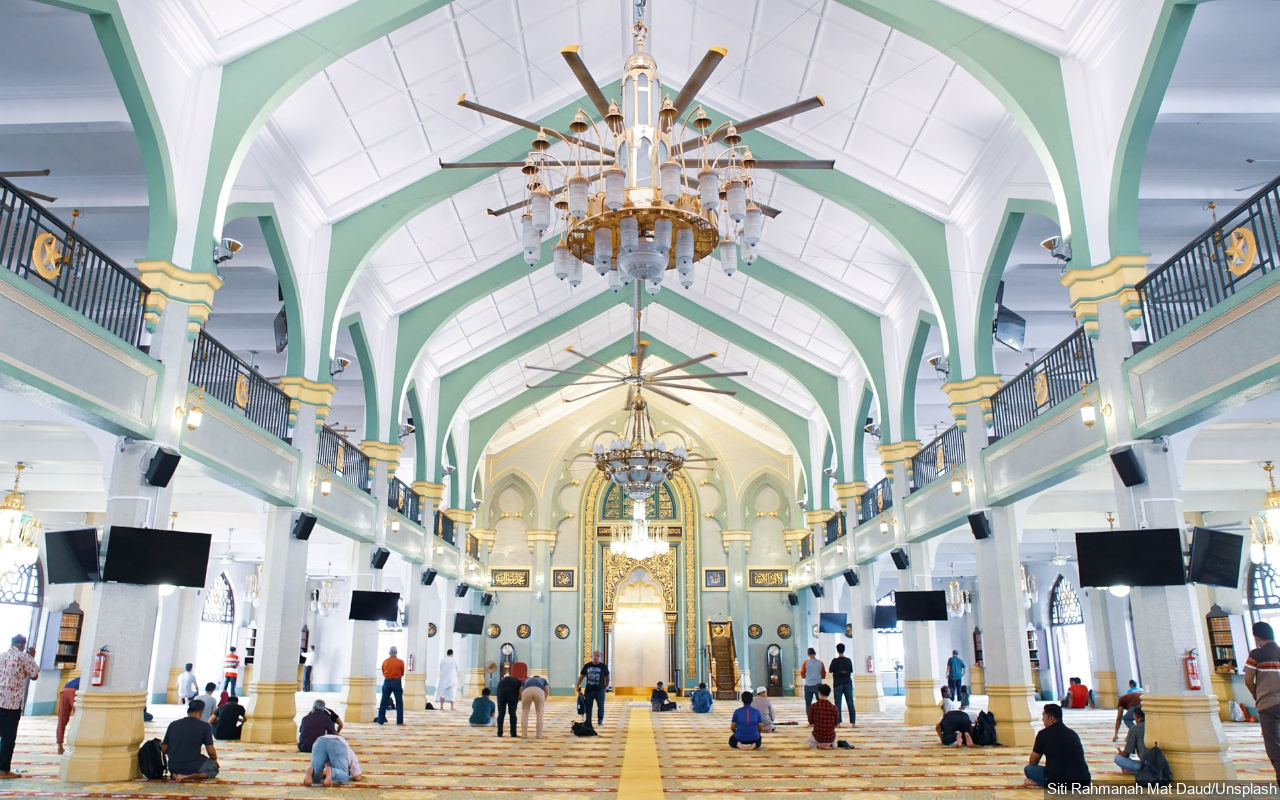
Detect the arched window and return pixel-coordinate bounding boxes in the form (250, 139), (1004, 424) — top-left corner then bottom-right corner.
(0, 560), (42, 645)
(380, 597), (407, 631)
(1250, 562), (1280, 611)
(1049, 575), (1084, 626)
(202, 573), (235, 624)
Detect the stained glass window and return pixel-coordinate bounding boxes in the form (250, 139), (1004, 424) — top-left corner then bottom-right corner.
(0, 562), (40, 606)
(600, 482), (678, 521)
(1049, 575), (1084, 626)
(1250, 562), (1280, 610)
(202, 573), (235, 624)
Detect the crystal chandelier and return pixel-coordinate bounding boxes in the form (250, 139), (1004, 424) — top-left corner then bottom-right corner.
(246, 563), (264, 607)
(593, 391), (686, 501)
(311, 567), (339, 616)
(1250, 461), (1280, 563)
(946, 563), (971, 618)
(1020, 565), (1038, 609)
(610, 498), (669, 561)
(0, 463), (41, 576)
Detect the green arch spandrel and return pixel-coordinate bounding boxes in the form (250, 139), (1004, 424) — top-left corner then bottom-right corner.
(973, 199), (1057, 376)
(225, 202), (306, 376)
(339, 314), (379, 441)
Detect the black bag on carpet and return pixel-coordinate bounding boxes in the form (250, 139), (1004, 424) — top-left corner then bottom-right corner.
(571, 719), (598, 737)
(138, 738), (167, 780)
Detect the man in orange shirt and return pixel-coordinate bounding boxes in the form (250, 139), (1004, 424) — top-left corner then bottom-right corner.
(222, 647), (239, 695)
(375, 646), (405, 725)
(55, 677), (78, 755)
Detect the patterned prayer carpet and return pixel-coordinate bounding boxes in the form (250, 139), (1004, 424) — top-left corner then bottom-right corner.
(0, 694), (1270, 799)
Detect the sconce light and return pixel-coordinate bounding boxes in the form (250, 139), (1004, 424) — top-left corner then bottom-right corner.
(311, 469), (333, 497)
(177, 389), (205, 431)
(835, 544), (844, 555)
(878, 515), (896, 535)
(1080, 383), (1110, 428)
(436, 545), (444, 556)
(1107, 585), (1131, 598)
(389, 513), (401, 534)
(734, 573), (743, 585)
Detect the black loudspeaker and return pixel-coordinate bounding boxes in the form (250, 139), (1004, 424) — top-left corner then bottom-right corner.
(843, 569), (859, 586)
(967, 511), (992, 540)
(456, 583), (470, 598)
(369, 546), (390, 569)
(481, 592), (493, 606)
(786, 592), (799, 606)
(143, 447), (181, 487)
(890, 547), (910, 570)
(291, 512), (317, 540)
(809, 583), (824, 598)
(1110, 446), (1146, 487)
(421, 568), (438, 585)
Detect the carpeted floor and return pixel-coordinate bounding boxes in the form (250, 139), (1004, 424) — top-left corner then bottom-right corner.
(0, 694), (1270, 798)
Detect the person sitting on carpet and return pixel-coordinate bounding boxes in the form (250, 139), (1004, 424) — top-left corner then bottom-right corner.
(690, 682), (713, 713)
(729, 691), (765, 750)
(210, 695), (246, 740)
(650, 681), (677, 711)
(1065, 677), (1094, 709)
(750, 686), (777, 732)
(299, 699), (337, 752)
(937, 708), (974, 747)
(938, 685), (960, 713)
(302, 734), (363, 786)
(470, 687), (496, 727)
(806, 684), (839, 749)
(162, 700), (219, 782)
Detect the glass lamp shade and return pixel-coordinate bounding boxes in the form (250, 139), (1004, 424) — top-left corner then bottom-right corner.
(530, 187), (552, 232)
(743, 204), (763, 246)
(619, 216), (639, 254)
(553, 243), (572, 281)
(677, 264), (694, 289)
(566, 256), (583, 287)
(1108, 585), (1131, 598)
(567, 174), (589, 218)
(660, 160), (682, 203)
(718, 239), (738, 276)
(698, 168), (719, 210)
(724, 179), (747, 223)
(522, 214), (539, 265)
(593, 227), (612, 273)
(653, 217), (673, 256)
(742, 243), (758, 265)
(675, 227), (694, 269)
(645, 279), (662, 296)
(607, 267), (624, 292)
(604, 166), (626, 210)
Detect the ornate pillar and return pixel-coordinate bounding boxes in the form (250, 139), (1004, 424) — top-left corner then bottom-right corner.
(851, 563), (883, 712)
(403, 570), (429, 709)
(899, 540), (940, 726)
(722, 529), (751, 690)
(526, 530), (556, 673)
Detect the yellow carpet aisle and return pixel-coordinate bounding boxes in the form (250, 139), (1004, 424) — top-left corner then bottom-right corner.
(0, 696), (1271, 798)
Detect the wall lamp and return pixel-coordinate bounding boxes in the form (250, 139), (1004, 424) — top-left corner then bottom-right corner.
(949, 467), (972, 496)
(1080, 383), (1110, 428)
(388, 512), (401, 534)
(878, 514), (897, 535)
(177, 389), (205, 431)
(311, 468), (333, 497)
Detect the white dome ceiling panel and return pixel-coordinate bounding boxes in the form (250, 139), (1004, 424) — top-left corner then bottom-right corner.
(325, 40), (404, 116)
(860, 91), (930, 150)
(366, 126), (432, 179)
(272, 80), (363, 174)
(928, 68), (1007, 141)
(915, 116), (988, 175)
(454, 0), (522, 54)
(184, 0), (358, 47)
(313, 153), (380, 206)
(757, 0), (823, 50)
(847, 125), (910, 176)
(744, 44), (811, 102)
(898, 151), (964, 203)
(738, 280), (786, 321)
(349, 90), (421, 147)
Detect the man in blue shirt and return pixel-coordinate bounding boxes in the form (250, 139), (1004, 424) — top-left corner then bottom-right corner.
(729, 691), (765, 750)
(691, 682), (713, 713)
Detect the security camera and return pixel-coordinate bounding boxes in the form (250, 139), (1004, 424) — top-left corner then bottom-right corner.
(928, 355), (949, 378)
(212, 237), (243, 265)
(1040, 236), (1072, 263)
(442, 464), (457, 474)
(328, 356), (351, 377)
(823, 467), (837, 477)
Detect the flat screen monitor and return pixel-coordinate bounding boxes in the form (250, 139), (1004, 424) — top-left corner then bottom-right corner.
(100, 527), (211, 587)
(1187, 527), (1244, 588)
(894, 590), (948, 622)
(1075, 529), (1186, 587)
(44, 528), (100, 584)
(454, 612), (485, 635)
(348, 590), (400, 621)
(994, 305), (1027, 352)
(818, 612), (847, 633)
(873, 605), (898, 629)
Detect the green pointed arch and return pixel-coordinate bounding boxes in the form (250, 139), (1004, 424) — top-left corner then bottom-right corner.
(901, 312), (937, 441)
(405, 383), (428, 483)
(338, 314), (379, 440)
(225, 202), (306, 376)
(851, 385), (876, 483)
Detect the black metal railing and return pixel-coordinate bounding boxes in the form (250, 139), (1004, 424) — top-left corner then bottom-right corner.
(989, 326), (1097, 440)
(387, 477), (421, 525)
(316, 425), (371, 493)
(858, 477), (893, 524)
(435, 510), (456, 546)
(0, 177), (150, 347)
(799, 531), (814, 560)
(189, 330), (291, 441)
(1138, 176), (1280, 343)
(911, 424), (966, 490)
(823, 511), (846, 545)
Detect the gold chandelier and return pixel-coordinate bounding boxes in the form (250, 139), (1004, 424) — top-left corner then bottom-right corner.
(946, 563), (971, 618)
(1250, 461), (1280, 563)
(594, 391), (686, 502)
(0, 463), (41, 575)
(610, 498), (670, 560)
(443, 0), (831, 292)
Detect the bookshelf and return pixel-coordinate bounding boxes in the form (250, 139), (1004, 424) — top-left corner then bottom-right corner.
(1027, 628), (1042, 671)
(1205, 605), (1250, 675)
(46, 602), (83, 671)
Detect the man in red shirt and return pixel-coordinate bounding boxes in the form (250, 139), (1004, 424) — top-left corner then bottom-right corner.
(222, 647), (239, 695)
(806, 684), (840, 749)
(1113, 688), (1143, 741)
(375, 646), (405, 725)
(1065, 677), (1093, 709)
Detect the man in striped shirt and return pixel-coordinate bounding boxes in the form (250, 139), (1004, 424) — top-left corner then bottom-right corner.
(222, 647), (240, 695)
(1246, 621), (1280, 782)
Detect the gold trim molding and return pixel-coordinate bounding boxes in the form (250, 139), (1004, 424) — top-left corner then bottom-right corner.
(804, 509), (834, 528)
(833, 482), (865, 506)
(782, 528), (809, 553)
(1059, 254), (1149, 337)
(941, 375), (1004, 428)
(526, 529), (557, 554)
(276, 377), (338, 429)
(443, 508), (475, 526)
(721, 529), (751, 553)
(360, 440), (403, 468)
(135, 260), (224, 338)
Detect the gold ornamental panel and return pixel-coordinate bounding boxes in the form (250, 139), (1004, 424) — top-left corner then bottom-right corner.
(600, 548), (677, 612)
(748, 568), (790, 590)
(564, 204), (718, 268)
(490, 569), (531, 589)
(1226, 226), (1259, 276)
(1032, 372), (1049, 406)
(233, 374), (250, 408)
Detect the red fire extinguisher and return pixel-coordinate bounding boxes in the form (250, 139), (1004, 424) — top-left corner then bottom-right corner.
(1184, 648), (1202, 691)
(90, 646), (109, 687)
(408, 654), (415, 672)
(866, 657), (875, 673)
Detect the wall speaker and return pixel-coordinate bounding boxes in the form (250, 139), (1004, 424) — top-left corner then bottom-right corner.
(481, 592), (493, 606)
(809, 583), (824, 598)
(786, 592), (799, 606)
(143, 447), (181, 487)
(291, 512), (317, 540)
(456, 583), (470, 597)
(890, 547), (910, 570)
(843, 569), (859, 586)
(967, 511), (992, 540)
(421, 568), (438, 586)
(1110, 446), (1146, 487)
(369, 546), (390, 569)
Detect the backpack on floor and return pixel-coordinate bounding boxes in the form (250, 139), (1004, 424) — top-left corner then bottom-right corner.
(138, 737), (167, 780)
(972, 710), (1000, 746)
(1135, 743), (1172, 787)
(571, 719), (598, 737)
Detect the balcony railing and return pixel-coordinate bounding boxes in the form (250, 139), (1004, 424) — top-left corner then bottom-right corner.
(0, 177), (150, 348)
(1138, 176), (1280, 344)
(858, 477), (893, 524)
(388, 477), (421, 524)
(823, 511), (847, 546)
(316, 425), (371, 493)
(435, 510), (456, 546)
(911, 424), (966, 491)
(989, 327), (1097, 440)
(189, 330), (291, 442)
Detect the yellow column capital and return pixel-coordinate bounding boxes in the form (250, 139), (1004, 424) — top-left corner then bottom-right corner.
(782, 528), (809, 554)
(135, 259), (224, 338)
(413, 481), (445, 504)
(277, 377), (338, 430)
(833, 482), (866, 508)
(941, 375), (1004, 428)
(526, 529), (557, 553)
(804, 509), (835, 528)
(721, 529), (751, 553)
(469, 528), (496, 554)
(1059, 254), (1149, 337)
(443, 508), (475, 526)
(876, 440), (920, 472)
(360, 440), (403, 469)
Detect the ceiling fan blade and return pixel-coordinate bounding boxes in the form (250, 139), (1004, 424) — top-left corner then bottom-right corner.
(566, 345), (629, 376)
(650, 383), (738, 396)
(633, 339), (649, 376)
(562, 383), (623, 404)
(682, 456), (719, 463)
(524, 363), (619, 378)
(526, 378), (623, 390)
(670, 47), (727, 118)
(439, 160), (528, 169)
(674, 96), (825, 152)
(647, 370), (749, 382)
(22, 189), (57, 203)
(457, 95), (614, 157)
(560, 46), (612, 118)
(642, 384), (692, 406)
(645, 352), (718, 377)
(0, 169), (51, 178)
(1235, 181), (1267, 192)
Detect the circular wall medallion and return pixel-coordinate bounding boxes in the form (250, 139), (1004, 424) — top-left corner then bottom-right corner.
(555, 624), (571, 639)
(517, 624), (531, 639)
(777, 624), (792, 639)
(812, 623), (820, 636)
(747, 623), (762, 640)
(487, 623), (501, 638)
(427, 622), (437, 638)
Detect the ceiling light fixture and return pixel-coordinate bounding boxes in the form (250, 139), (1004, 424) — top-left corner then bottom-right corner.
(946, 563), (971, 618)
(610, 498), (669, 561)
(0, 463), (40, 575)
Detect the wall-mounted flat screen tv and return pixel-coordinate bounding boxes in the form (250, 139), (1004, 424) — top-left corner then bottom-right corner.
(1187, 527), (1243, 588)
(454, 612), (485, 635)
(818, 612), (847, 633)
(348, 590), (400, 621)
(44, 528), (100, 584)
(894, 590), (948, 621)
(1075, 529), (1186, 587)
(100, 527), (210, 587)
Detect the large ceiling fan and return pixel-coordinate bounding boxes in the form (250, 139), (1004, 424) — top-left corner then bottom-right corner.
(0, 169), (56, 203)
(524, 281), (747, 408)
